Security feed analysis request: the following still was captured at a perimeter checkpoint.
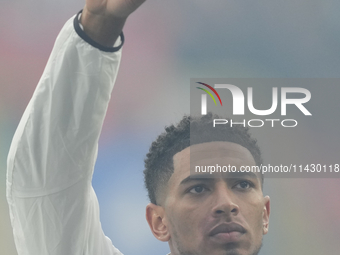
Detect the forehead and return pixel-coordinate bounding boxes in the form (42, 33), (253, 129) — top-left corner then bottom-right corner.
(172, 141), (257, 183)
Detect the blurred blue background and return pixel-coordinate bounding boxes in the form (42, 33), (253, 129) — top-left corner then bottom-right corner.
(1, 0), (340, 254)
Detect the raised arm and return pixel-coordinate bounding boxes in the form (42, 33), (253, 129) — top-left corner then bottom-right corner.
(7, 1), (145, 255)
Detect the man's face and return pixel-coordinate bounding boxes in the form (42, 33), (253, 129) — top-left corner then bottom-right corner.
(163, 141), (270, 255)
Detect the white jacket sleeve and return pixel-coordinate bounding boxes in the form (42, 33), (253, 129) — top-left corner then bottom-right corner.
(6, 13), (124, 255)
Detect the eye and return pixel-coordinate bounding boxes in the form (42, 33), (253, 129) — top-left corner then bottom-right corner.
(235, 181), (253, 189)
(189, 185), (207, 194)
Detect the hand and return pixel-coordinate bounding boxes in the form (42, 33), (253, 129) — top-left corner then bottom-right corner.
(81, 0), (146, 47)
(85, 0), (146, 19)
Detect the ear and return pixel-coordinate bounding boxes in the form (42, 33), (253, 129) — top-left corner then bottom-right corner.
(146, 203), (170, 242)
(262, 196), (270, 235)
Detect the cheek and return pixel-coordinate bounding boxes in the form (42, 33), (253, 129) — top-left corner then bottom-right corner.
(240, 198), (265, 233)
(167, 203), (208, 239)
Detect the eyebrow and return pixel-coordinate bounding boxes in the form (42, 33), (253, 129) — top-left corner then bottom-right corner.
(179, 172), (259, 186)
(179, 174), (215, 186)
(228, 171), (259, 180)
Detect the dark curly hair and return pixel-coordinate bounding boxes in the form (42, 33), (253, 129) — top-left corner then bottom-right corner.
(144, 113), (263, 205)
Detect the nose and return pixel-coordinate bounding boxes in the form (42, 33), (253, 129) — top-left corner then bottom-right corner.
(211, 182), (239, 217)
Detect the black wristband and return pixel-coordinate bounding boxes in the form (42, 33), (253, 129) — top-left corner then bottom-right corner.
(73, 10), (125, 52)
